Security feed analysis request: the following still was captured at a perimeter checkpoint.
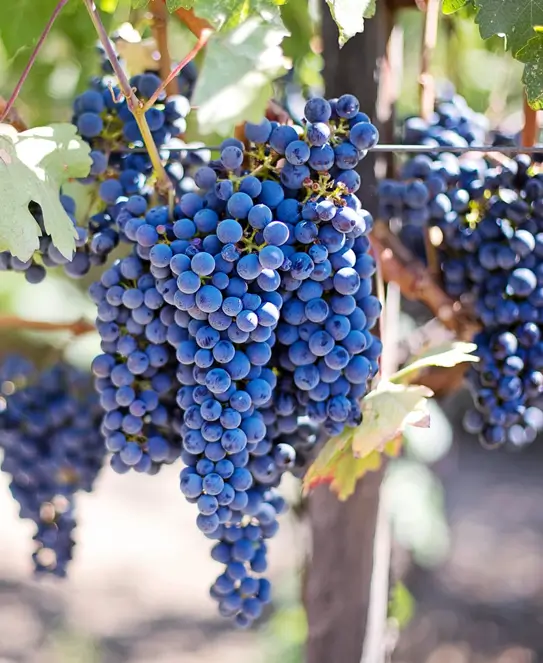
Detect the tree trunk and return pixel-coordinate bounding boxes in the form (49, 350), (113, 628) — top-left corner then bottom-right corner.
(304, 4), (395, 663)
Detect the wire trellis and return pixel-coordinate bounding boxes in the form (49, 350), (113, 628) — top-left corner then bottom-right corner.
(114, 143), (543, 154)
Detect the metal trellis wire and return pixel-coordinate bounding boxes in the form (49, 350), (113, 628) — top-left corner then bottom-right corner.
(113, 144), (543, 154)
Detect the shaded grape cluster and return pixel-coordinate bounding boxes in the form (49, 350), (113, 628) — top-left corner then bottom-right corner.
(0, 356), (105, 576)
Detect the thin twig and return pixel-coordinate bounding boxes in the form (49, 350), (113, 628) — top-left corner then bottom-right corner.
(0, 316), (95, 336)
(142, 28), (211, 111)
(521, 95), (538, 148)
(170, 4), (213, 38)
(82, 0), (171, 194)
(0, 0), (70, 123)
(0, 96), (28, 131)
(150, 0), (175, 96)
(419, 0), (439, 122)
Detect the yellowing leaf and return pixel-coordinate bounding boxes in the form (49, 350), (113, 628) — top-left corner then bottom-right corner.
(391, 341), (479, 384)
(0, 123), (91, 261)
(304, 444), (382, 501)
(352, 382), (433, 459)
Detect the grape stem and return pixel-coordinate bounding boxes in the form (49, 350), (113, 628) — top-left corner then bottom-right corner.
(0, 315), (95, 336)
(142, 28), (212, 111)
(0, 0), (70, 123)
(81, 0), (172, 194)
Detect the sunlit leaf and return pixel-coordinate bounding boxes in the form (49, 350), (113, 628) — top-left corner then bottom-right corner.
(441, 0), (467, 14)
(324, 0), (377, 46)
(391, 341), (478, 383)
(472, 0), (543, 108)
(352, 382), (433, 459)
(0, 123), (91, 260)
(193, 16), (288, 135)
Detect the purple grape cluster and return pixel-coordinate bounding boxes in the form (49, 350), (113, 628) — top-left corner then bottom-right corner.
(0, 356), (105, 576)
(435, 155), (543, 448)
(87, 93), (382, 626)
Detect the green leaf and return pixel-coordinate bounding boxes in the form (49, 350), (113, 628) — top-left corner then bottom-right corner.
(475, 0), (543, 55)
(324, 0), (376, 46)
(472, 0), (543, 107)
(192, 16), (288, 135)
(390, 341), (479, 383)
(192, 0), (282, 30)
(441, 0), (468, 14)
(131, 0), (150, 8)
(0, 123), (91, 261)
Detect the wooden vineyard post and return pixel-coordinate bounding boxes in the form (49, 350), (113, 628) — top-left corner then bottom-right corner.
(304, 3), (395, 663)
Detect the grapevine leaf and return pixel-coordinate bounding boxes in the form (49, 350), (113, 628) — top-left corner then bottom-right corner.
(304, 443), (382, 501)
(192, 0), (282, 30)
(390, 341), (479, 383)
(472, 0), (543, 107)
(303, 381), (433, 500)
(475, 0), (543, 55)
(351, 382), (433, 459)
(441, 0), (467, 14)
(324, 0), (376, 46)
(0, 123), (91, 261)
(131, 0), (149, 8)
(193, 17), (288, 135)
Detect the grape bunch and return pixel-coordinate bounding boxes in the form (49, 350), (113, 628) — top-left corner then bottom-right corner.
(377, 89), (489, 259)
(0, 357), (105, 576)
(85, 93), (382, 626)
(435, 154), (543, 448)
(72, 72), (191, 204)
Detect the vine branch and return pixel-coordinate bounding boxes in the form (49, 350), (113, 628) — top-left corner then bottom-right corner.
(143, 28), (211, 111)
(150, 0), (175, 97)
(371, 222), (479, 340)
(170, 5), (213, 38)
(521, 95), (538, 147)
(0, 316), (95, 336)
(82, 0), (171, 193)
(0, 0), (70, 123)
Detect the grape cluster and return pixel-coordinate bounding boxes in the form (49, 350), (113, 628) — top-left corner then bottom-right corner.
(377, 90), (488, 259)
(376, 89), (543, 449)
(435, 155), (543, 448)
(72, 73), (191, 203)
(86, 93), (382, 626)
(0, 357), (105, 576)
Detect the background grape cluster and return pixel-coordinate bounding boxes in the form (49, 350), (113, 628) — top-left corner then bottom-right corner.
(376, 88), (543, 449)
(0, 356), (105, 576)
